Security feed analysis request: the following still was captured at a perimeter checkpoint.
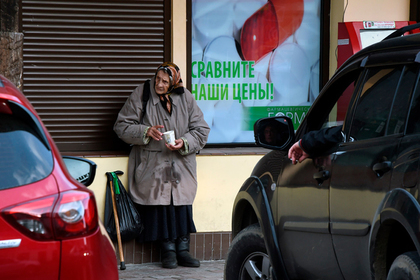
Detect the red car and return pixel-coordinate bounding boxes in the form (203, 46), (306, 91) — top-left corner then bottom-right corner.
(0, 75), (118, 280)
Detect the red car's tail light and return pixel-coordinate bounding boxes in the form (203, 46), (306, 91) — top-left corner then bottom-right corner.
(53, 190), (98, 239)
(2, 195), (57, 240)
(0, 99), (12, 114)
(2, 190), (99, 241)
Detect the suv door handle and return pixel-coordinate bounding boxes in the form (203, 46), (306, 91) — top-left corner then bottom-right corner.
(372, 161), (391, 177)
(313, 170), (330, 185)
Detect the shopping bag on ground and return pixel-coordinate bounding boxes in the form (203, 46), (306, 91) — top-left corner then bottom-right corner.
(104, 171), (143, 242)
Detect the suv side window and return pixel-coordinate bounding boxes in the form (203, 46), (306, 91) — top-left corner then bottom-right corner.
(308, 67), (363, 132)
(388, 65), (417, 135)
(349, 66), (403, 141)
(406, 68), (420, 135)
(322, 80), (356, 130)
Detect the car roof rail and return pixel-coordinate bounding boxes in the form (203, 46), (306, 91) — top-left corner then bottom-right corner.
(383, 22), (420, 41)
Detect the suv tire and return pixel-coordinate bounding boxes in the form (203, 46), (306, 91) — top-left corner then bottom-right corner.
(224, 224), (272, 280)
(387, 252), (420, 280)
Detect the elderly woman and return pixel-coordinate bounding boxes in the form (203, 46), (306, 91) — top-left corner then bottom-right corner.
(114, 62), (210, 269)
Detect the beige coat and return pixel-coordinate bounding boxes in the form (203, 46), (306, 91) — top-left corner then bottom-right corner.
(114, 77), (210, 206)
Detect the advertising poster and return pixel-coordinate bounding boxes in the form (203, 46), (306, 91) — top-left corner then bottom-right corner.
(191, 0), (321, 143)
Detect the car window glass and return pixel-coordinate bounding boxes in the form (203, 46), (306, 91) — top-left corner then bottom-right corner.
(320, 69), (362, 131)
(349, 66), (403, 141)
(406, 69), (420, 135)
(322, 82), (355, 129)
(0, 114), (53, 190)
(388, 65), (417, 135)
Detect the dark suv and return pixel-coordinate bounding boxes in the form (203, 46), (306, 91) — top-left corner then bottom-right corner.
(225, 24), (420, 280)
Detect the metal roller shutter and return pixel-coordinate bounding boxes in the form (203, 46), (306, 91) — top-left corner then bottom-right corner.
(21, 0), (170, 153)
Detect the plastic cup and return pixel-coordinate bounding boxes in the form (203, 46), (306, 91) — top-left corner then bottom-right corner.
(163, 131), (176, 145)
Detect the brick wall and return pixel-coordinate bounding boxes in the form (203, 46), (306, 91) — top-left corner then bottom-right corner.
(115, 232), (232, 264)
(0, 0), (23, 88)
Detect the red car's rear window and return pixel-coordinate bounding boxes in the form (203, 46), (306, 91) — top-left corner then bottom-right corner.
(0, 110), (53, 190)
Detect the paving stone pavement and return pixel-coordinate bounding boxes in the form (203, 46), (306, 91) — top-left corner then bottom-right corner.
(118, 260), (225, 280)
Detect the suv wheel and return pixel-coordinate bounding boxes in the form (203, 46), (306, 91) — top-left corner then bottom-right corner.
(387, 252), (420, 280)
(224, 224), (272, 280)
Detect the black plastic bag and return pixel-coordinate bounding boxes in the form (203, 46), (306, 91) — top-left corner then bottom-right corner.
(104, 171), (143, 242)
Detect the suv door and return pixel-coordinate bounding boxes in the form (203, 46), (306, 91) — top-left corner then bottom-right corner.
(392, 66), (420, 199)
(329, 64), (416, 279)
(276, 59), (364, 280)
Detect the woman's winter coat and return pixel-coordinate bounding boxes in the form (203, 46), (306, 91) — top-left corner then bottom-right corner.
(114, 77), (210, 206)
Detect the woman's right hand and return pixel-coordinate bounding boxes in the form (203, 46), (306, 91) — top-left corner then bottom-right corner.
(146, 125), (164, 141)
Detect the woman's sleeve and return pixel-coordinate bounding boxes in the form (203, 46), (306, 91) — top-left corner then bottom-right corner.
(113, 85), (151, 146)
(300, 125), (343, 157)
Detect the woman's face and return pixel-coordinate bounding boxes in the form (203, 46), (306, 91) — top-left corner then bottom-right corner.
(155, 70), (171, 94)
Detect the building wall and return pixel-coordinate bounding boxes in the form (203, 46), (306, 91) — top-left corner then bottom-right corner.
(329, 0), (410, 78)
(344, 0), (410, 22)
(172, 0), (187, 75)
(0, 0), (23, 88)
(87, 151), (265, 233)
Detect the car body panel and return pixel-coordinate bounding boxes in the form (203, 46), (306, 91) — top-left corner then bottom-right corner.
(0, 176), (59, 208)
(277, 157), (343, 279)
(376, 188), (420, 252)
(233, 175), (288, 280)
(60, 223), (118, 280)
(391, 134), (420, 195)
(329, 135), (401, 279)
(0, 218), (61, 280)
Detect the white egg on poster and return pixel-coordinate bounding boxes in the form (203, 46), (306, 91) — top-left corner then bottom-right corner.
(192, 38), (203, 64)
(203, 36), (243, 63)
(295, 8), (320, 65)
(269, 43), (310, 106)
(192, 1), (235, 50)
(309, 59), (320, 103)
(212, 96), (243, 142)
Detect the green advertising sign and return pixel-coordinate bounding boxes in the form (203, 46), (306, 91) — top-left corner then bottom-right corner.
(242, 106), (310, 131)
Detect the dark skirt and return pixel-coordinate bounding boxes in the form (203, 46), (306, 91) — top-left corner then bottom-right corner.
(135, 201), (197, 243)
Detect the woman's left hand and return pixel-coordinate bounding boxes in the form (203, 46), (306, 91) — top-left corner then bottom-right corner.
(166, 138), (184, 151)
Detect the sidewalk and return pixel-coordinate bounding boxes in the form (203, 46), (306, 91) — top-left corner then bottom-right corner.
(118, 260), (225, 280)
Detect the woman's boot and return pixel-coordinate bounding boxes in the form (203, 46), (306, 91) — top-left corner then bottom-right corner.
(176, 235), (200, 267)
(161, 239), (178, 269)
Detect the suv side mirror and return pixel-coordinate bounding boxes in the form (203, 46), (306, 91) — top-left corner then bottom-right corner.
(254, 116), (295, 150)
(62, 156), (97, 187)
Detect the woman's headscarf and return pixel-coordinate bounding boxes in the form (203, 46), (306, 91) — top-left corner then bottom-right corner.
(155, 62), (184, 114)
(155, 62), (184, 94)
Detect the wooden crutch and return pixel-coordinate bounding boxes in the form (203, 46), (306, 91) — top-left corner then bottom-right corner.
(109, 174), (126, 270)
